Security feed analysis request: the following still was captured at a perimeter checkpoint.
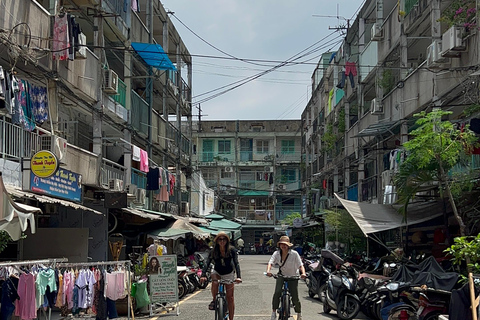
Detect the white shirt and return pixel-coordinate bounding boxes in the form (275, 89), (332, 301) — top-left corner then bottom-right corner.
(268, 249), (303, 276)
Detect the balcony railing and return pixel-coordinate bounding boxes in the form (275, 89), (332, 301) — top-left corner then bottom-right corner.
(131, 168), (147, 189)
(112, 79), (127, 107)
(101, 158), (126, 188)
(0, 119), (39, 160)
(131, 91), (149, 137)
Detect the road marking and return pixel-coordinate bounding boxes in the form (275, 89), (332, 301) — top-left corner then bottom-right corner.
(179, 288), (204, 305)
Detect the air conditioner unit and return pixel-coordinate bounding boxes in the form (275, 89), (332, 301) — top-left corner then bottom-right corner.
(371, 23), (383, 41)
(126, 184), (138, 196)
(103, 69), (119, 95)
(136, 188), (146, 205)
(427, 41), (449, 68)
(224, 167), (233, 173)
(109, 179), (124, 191)
(441, 26), (466, 56)
(40, 135), (68, 162)
(371, 98), (384, 115)
(264, 166), (274, 172)
(277, 184), (286, 190)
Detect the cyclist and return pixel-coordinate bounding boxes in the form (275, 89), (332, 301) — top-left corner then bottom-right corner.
(266, 236), (306, 320)
(200, 231), (242, 320)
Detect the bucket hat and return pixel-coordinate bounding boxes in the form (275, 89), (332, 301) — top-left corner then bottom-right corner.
(214, 231), (230, 243)
(277, 235), (293, 247)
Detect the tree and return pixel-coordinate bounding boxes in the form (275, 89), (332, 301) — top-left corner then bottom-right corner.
(324, 208), (365, 253)
(0, 231), (12, 254)
(281, 212), (302, 226)
(394, 109), (478, 237)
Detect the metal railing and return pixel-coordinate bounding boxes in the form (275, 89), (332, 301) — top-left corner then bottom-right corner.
(101, 158), (126, 187)
(131, 168), (147, 189)
(112, 78), (127, 107)
(0, 118), (39, 160)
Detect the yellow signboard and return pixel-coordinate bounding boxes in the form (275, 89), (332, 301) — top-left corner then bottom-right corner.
(31, 151), (59, 178)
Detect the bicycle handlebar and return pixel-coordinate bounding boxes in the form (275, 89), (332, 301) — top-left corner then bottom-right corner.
(264, 272), (300, 280)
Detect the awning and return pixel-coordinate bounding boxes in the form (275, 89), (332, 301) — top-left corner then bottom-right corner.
(131, 42), (176, 71)
(137, 208), (174, 219)
(121, 208), (164, 221)
(238, 190), (270, 196)
(1, 174), (40, 240)
(334, 193), (443, 236)
(5, 185), (102, 215)
(147, 217), (210, 240)
(204, 213), (242, 239)
(352, 120), (400, 138)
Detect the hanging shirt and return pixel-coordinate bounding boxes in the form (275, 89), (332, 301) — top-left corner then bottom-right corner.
(146, 167), (160, 190)
(35, 268), (57, 308)
(15, 273), (37, 320)
(76, 269), (96, 309)
(139, 149), (149, 172)
(53, 15), (69, 61)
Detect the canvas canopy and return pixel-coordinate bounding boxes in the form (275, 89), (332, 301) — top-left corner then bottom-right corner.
(148, 217), (210, 240)
(334, 193), (443, 236)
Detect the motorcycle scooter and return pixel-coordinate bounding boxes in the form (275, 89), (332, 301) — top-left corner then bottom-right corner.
(323, 263), (361, 320)
(307, 249), (345, 301)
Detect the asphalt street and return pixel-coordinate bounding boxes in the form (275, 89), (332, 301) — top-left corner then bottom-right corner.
(134, 254), (369, 320)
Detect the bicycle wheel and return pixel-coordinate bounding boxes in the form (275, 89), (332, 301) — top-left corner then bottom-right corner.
(215, 296), (228, 320)
(280, 293), (290, 320)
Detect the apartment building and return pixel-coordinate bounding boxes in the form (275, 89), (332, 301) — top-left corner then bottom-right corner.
(0, 0), (193, 261)
(192, 120), (303, 245)
(302, 0), (480, 250)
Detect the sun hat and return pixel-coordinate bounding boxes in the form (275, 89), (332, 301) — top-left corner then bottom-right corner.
(277, 235), (293, 247)
(214, 231), (230, 243)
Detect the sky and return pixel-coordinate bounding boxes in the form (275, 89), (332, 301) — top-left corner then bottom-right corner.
(160, 0), (364, 121)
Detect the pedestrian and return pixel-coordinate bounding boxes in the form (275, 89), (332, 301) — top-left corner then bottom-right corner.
(200, 231), (242, 320)
(266, 235), (306, 320)
(236, 237), (245, 254)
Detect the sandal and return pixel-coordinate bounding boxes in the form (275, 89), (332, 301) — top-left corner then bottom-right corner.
(208, 300), (215, 310)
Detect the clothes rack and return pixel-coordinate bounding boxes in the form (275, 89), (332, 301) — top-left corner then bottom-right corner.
(56, 260), (132, 320)
(0, 258), (68, 320)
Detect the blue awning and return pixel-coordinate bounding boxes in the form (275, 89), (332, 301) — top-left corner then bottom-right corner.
(131, 42), (176, 71)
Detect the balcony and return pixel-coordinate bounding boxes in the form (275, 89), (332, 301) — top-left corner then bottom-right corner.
(359, 41), (378, 83)
(131, 168), (147, 189)
(100, 158), (126, 189)
(131, 91), (149, 137)
(102, 0), (130, 42)
(0, 119), (39, 160)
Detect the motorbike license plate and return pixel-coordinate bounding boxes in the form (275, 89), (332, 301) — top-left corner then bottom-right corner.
(417, 306), (424, 316)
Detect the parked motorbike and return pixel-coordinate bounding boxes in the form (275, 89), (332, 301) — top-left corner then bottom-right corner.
(323, 263), (361, 320)
(307, 249), (344, 301)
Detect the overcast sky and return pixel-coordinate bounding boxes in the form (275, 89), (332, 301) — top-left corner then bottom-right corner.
(160, 0), (364, 121)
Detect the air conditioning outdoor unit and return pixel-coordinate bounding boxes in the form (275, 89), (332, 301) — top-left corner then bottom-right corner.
(441, 26), (466, 56)
(103, 69), (119, 95)
(40, 135), (68, 162)
(427, 41), (449, 68)
(371, 23), (383, 41)
(264, 166), (274, 172)
(371, 98), (384, 115)
(126, 184), (138, 196)
(109, 179), (124, 191)
(225, 167), (233, 173)
(136, 188), (146, 205)
(277, 184), (286, 190)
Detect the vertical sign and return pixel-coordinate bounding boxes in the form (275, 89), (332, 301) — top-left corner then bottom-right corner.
(149, 255), (178, 303)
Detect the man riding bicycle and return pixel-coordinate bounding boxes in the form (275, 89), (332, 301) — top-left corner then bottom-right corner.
(266, 236), (306, 320)
(201, 232), (242, 320)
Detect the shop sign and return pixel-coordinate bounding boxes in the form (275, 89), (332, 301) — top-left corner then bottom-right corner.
(31, 151), (58, 178)
(30, 168), (82, 202)
(293, 218), (303, 228)
(149, 255), (178, 303)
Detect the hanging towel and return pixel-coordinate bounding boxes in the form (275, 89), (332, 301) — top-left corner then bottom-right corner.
(139, 149), (149, 172)
(132, 146), (141, 161)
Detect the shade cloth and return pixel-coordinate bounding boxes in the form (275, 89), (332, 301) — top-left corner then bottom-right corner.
(0, 174), (40, 240)
(334, 193), (443, 236)
(147, 217), (210, 240)
(131, 42), (176, 71)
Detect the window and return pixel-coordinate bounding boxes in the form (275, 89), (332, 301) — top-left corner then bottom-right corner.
(256, 140), (269, 153)
(218, 140), (231, 154)
(280, 168), (296, 183)
(281, 140), (295, 154)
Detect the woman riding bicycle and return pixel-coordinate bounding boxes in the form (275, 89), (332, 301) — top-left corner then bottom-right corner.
(266, 236), (306, 320)
(200, 231), (242, 320)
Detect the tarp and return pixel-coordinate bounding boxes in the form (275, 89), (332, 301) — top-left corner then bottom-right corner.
(334, 193), (443, 236)
(0, 174), (40, 240)
(204, 213), (242, 240)
(121, 208), (165, 221)
(147, 217), (210, 240)
(131, 42), (176, 71)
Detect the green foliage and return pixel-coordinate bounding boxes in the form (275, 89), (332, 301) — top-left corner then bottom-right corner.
(379, 69), (395, 92)
(321, 124), (336, 152)
(0, 231), (12, 254)
(338, 107), (346, 133)
(281, 212), (302, 226)
(463, 104), (480, 117)
(324, 208), (365, 253)
(134, 264), (146, 277)
(438, 0), (476, 29)
(444, 234), (480, 280)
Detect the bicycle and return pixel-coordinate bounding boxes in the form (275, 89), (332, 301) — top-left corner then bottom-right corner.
(266, 273), (300, 320)
(214, 278), (240, 320)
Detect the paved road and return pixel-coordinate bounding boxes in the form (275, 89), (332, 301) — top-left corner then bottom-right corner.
(137, 254), (368, 320)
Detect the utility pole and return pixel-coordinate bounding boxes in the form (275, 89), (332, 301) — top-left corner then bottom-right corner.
(93, 1), (104, 187)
